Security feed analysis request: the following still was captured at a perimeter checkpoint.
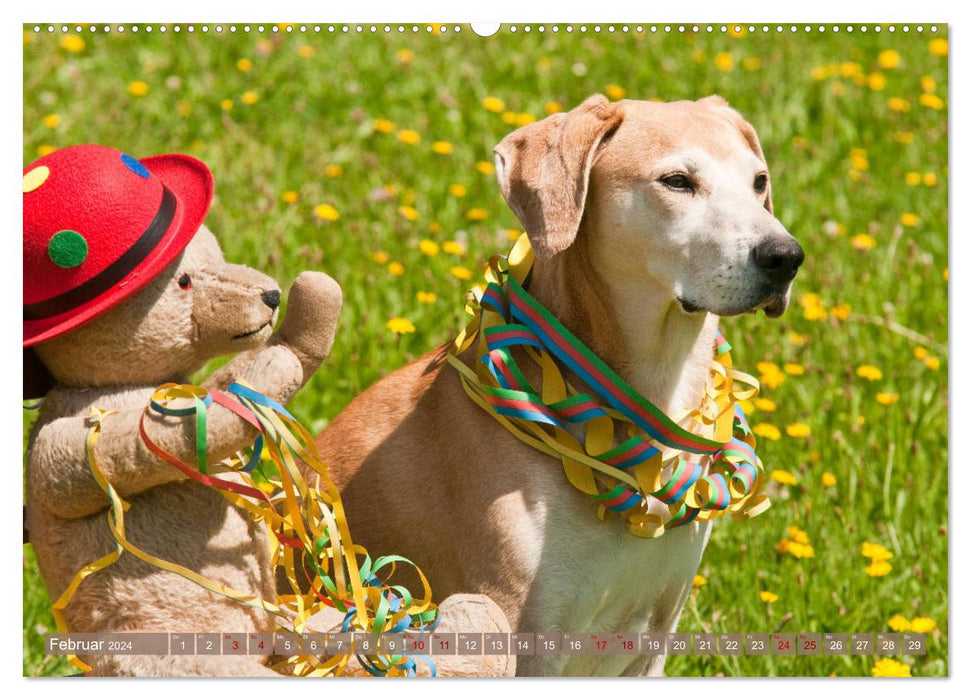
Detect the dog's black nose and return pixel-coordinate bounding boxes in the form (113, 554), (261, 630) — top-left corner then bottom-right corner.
(261, 289), (281, 310)
(754, 237), (805, 283)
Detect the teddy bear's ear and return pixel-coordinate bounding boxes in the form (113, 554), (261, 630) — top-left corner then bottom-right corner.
(24, 348), (55, 400)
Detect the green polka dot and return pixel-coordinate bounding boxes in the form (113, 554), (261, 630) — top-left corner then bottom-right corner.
(48, 230), (88, 268)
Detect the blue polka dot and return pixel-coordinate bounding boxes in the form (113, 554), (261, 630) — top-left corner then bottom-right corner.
(120, 153), (150, 179)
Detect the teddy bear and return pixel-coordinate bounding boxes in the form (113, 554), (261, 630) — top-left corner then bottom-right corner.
(23, 145), (515, 677)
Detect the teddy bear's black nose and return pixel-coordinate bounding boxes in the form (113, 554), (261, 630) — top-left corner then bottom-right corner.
(261, 289), (281, 310)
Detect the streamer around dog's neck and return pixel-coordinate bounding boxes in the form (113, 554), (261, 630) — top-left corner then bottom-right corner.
(448, 233), (771, 538)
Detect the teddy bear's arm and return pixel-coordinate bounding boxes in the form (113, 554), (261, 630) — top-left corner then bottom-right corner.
(29, 272), (342, 521)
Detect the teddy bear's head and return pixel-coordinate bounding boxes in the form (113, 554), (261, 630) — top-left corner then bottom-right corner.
(31, 225), (282, 390)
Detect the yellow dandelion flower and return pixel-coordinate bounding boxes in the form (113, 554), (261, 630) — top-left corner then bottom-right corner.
(42, 114), (61, 129)
(900, 213), (920, 227)
(910, 617), (936, 633)
(856, 365), (883, 381)
(314, 203), (339, 221)
(785, 541), (815, 558)
(372, 251), (390, 265)
(398, 206), (419, 222)
(788, 331), (809, 346)
(428, 222), (441, 233)
(60, 35), (85, 53)
(919, 94), (944, 110)
(323, 164), (343, 178)
(387, 261), (405, 276)
(516, 113), (536, 126)
(914, 346), (929, 359)
(37, 145), (55, 157)
(397, 129), (421, 145)
(840, 62), (863, 79)
(693, 574), (707, 588)
(756, 362), (786, 390)
(788, 526), (810, 545)
(476, 161), (495, 175)
(784, 363), (805, 376)
(759, 591), (778, 603)
(786, 423), (811, 438)
(877, 50), (900, 69)
(507, 229), (522, 241)
(728, 24), (747, 38)
(605, 84), (626, 100)
(866, 72), (886, 91)
(929, 38), (948, 56)
(943, 267), (948, 281)
(850, 148), (869, 170)
(770, 468), (797, 484)
(905, 171), (922, 186)
(241, 91), (259, 105)
(737, 399), (755, 414)
(176, 101), (193, 118)
(545, 101), (562, 114)
(482, 96), (505, 113)
(442, 241), (466, 255)
(829, 303), (851, 321)
(450, 266), (473, 281)
(501, 111), (517, 125)
(221, 99), (234, 111)
(373, 118), (395, 134)
(895, 131), (915, 144)
(416, 291), (437, 304)
(851, 233), (876, 251)
(387, 317), (416, 334)
(714, 52), (734, 72)
(754, 397), (777, 412)
(876, 393), (899, 406)
(861, 542), (893, 560)
(281, 190), (299, 204)
(449, 184), (467, 198)
(466, 208), (488, 221)
(888, 614), (911, 632)
(393, 47), (415, 65)
(887, 97), (911, 112)
(418, 239), (439, 256)
(742, 56), (762, 71)
(921, 75), (937, 93)
(237, 58), (253, 72)
(866, 560), (893, 577)
(924, 356), (940, 370)
(923, 172), (938, 187)
(822, 472), (837, 487)
(432, 141), (454, 155)
(128, 81), (149, 97)
(872, 659), (911, 677)
(298, 45), (315, 59)
(810, 65), (829, 81)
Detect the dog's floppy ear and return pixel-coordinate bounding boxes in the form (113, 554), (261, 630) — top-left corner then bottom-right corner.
(494, 94), (625, 258)
(699, 95), (773, 214)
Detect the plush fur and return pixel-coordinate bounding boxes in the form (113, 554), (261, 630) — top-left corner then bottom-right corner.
(26, 223), (515, 677)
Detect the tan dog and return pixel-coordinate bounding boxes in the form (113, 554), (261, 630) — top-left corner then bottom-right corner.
(27, 227), (343, 676)
(313, 95), (803, 676)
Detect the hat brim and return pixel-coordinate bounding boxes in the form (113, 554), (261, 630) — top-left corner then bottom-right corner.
(23, 153), (213, 348)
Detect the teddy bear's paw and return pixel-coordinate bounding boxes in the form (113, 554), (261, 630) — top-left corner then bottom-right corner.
(275, 272), (343, 380)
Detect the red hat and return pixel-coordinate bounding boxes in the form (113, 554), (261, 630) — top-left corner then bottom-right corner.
(23, 145), (214, 347)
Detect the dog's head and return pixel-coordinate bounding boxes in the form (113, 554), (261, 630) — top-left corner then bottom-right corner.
(494, 94), (803, 319)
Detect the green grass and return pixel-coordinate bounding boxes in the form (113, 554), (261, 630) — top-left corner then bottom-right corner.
(23, 24), (948, 677)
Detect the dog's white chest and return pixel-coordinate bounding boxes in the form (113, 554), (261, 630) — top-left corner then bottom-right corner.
(515, 491), (712, 676)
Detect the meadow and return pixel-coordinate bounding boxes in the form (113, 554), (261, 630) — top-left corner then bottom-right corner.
(22, 23), (948, 677)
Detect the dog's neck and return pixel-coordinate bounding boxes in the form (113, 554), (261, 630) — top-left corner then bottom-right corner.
(526, 242), (718, 419)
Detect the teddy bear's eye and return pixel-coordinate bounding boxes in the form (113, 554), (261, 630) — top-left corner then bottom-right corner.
(178, 274), (191, 290)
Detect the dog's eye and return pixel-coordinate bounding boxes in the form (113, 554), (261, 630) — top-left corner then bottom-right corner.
(660, 174), (694, 192)
(754, 173), (768, 193)
(178, 274), (191, 290)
